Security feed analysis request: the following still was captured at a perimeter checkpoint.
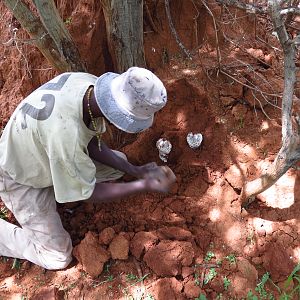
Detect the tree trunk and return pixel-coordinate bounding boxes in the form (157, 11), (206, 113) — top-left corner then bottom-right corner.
(33, 0), (86, 72)
(3, 0), (70, 72)
(100, 0), (146, 72)
(240, 0), (299, 207)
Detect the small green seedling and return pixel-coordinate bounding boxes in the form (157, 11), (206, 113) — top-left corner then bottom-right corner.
(255, 272), (275, 299)
(223, 276), (231, 290)
(280, 263), (300, 299)
(11, 258), (21, 270)
(126, 273), (138, 281)
(92, 275), (114, 288)
(194, 272), (201, 286)
(0, 207), (8, 220)
(195, 294), (208, 300)
(239, 116), (245, 129)
(223, 276), (231, 291)
(204, 251), (215, 262)
(64, 17), (72, 25)
(247, 290), (259, 300)
(204, 268), (217, 285)
(225, 254), (236, 264)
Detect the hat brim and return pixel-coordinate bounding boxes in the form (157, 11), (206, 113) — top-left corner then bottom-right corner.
(94, 72), (153, 133)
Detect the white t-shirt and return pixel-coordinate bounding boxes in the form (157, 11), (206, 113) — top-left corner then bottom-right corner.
(0, 72), (106, 203)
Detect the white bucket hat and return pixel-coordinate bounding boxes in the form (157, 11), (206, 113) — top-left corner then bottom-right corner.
(94, 67), (167, 133)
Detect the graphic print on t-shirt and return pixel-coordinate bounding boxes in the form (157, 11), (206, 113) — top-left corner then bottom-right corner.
(18, 73), (71, 129)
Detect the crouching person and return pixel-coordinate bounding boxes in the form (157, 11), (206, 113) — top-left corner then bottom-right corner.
(0, 67), (176, 269)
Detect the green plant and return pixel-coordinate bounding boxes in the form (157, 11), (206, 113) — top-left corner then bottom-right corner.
(255, 272), (274, 299)
(126, 273), (138, 281)
(204, 268), (217, 285)
(195, 294), (208, 300)
(92, 275), (114, 288)
(194, 272), (201, 286)
(239, 116), (245, 129)
(11, 258), (21, 270)
(282, 263), (300, 298)
(145, 294), (155, 300)
(247, 265), (300, 300)
(121, 273), (150, 297)
(64, 17), (72, 25)
(0, 207), (8, 220)
(247, 290), (258, 300)
(58, 282), (77, 298)
(104, 261), (112, 273)
(247, 272), (275, 299)
(2, 256), (8, 263)
(223, 276), (231, 290)
(216, 293), (224, 300)
(204, 251), (215, 262)
(225, 254), (236, 264)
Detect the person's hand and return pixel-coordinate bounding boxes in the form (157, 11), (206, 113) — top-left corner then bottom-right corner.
(132, 162), (160, 179)
(144, 166), (176, 193)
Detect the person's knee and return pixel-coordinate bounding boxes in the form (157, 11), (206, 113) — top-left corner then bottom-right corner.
(36, 245), (73, 270)
(43, 253), (73, 270)
(24, 238), (73, 270)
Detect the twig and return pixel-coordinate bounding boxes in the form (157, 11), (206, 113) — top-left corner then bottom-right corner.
(4, 27), (32, 78)
(216, 0), (267, 14)
(2, 32), (49, 46)
(280, 7), (300, 15)
(164, 0), (192, 60)
(220, 69), (282, 98)
(133, 257), (146, 296)
(222, 33), (273, 69)
(144, 2), (160, 33)
(251, 90), (272, 120)
(201, 0), (222, 69)
(191, 0), (200, 46)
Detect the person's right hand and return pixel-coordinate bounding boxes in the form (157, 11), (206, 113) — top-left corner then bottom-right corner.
(144, 166), (176, 193)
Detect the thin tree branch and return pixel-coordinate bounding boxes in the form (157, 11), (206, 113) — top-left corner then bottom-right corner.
(164, 0), (193, 60)
(280, 7), (300, 15)
(216, 0), (267, 14)
(3, 0), (70, 72)
(200, 0), (222, 69)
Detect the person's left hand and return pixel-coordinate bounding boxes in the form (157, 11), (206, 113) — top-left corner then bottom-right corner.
(132, 162), (160, 179)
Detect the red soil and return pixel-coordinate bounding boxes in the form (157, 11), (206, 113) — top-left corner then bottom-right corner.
(0, 1), (299, 299)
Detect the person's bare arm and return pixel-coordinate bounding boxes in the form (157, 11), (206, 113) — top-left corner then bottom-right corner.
(87, 166), (176, 204)
(88, 137), (160, 178)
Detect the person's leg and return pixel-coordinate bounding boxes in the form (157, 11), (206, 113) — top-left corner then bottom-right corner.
(94, 150), (128, 182)
(0, 170), (72, 270)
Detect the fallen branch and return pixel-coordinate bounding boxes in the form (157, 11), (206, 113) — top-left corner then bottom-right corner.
(164, 0), (192, 60)
(241, 0), (300, 207)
